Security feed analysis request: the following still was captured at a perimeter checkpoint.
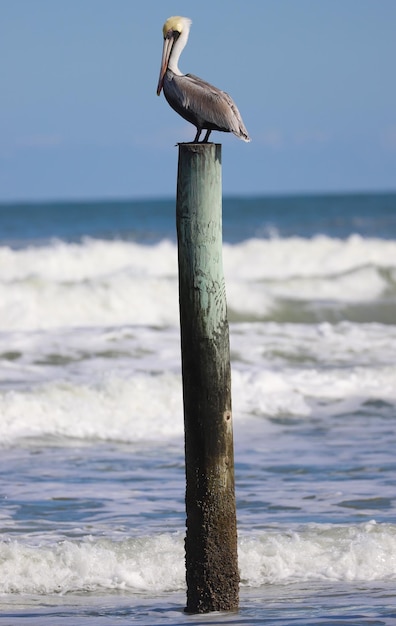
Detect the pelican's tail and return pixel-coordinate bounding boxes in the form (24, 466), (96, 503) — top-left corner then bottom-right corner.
(236, 126), (251, 142)
(228, 99), (250, 142)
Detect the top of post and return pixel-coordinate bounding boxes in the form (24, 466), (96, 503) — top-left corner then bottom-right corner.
(177, 143), (222, 164)
(178, 143), (221, 149)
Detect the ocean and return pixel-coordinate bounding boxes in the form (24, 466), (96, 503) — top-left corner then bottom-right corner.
(0, 192), (396, 624)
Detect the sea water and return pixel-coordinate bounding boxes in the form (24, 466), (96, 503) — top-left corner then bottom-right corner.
(0, 193), (396, 624)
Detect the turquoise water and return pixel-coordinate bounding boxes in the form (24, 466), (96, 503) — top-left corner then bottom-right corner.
(1, 192), (396, 245)
(0, 192), (396, 624)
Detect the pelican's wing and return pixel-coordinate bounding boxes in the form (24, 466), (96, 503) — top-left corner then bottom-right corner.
(180, 73), (250, 141)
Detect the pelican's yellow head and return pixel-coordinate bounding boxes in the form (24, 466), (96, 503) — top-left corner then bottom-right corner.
(157, 16), (192, 96)
(162, 16), (192, 38)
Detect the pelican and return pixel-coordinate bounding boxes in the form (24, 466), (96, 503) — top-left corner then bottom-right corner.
(157, 16), (250, 143)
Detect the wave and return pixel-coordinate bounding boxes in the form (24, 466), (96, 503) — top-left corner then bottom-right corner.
(1, 521), (395, 595)
(1, 362), (395, 445)
(0, 236), (395, 329)
(1, 235), (395, 283)
(0, 374), (184, 444)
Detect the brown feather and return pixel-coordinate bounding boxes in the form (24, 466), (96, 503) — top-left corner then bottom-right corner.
(163, 69), (250, 142)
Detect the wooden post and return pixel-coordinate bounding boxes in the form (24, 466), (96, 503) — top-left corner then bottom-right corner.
(176, 143), (239, 614)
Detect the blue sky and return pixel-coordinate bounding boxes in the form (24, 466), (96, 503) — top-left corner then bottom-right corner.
(1, 0), (395, 201)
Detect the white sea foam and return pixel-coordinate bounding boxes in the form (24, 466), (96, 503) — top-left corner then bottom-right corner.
(0, 273), (179, 330)
(238, 521), (396, 585)
(233, 365), (396, 420)
(0, 239), (177, 282)
(231, 321), (396, 368)
(0, 534), (185, 595)
(1, 360), (395, 444)
(0, 374), (184, 444)
(1, 522), (395, 595)
(0, 236), (395, 329)
(1, 317), (395, 444)
(223, 235), (396, 280)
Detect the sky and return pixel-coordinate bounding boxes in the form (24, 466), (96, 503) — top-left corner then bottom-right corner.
(1, 0), (396, 201)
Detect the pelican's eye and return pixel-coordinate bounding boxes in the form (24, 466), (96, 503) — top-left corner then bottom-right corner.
(166, 29), (180, 41)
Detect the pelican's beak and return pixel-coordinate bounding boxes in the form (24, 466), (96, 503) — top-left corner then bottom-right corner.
(156, 33), (174, 96)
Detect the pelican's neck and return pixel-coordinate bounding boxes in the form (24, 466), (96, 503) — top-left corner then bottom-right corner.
(168, 19), (191, 76)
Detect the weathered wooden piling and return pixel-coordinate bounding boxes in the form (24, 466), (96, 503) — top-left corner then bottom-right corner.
(176, 143), (239, 614)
